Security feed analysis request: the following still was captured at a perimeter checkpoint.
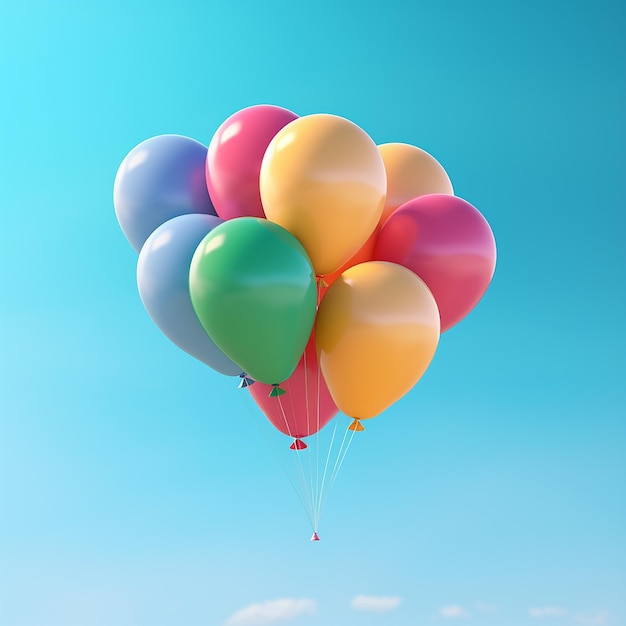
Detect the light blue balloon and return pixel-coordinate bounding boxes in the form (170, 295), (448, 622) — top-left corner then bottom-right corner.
(137, 214), (241, 376)
(114, 135), (217, 252)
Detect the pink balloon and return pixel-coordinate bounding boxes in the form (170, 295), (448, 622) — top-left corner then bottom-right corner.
(374, 194), (496, 332)
(206, 105), (298, 220)
(249, 333), (338, 445)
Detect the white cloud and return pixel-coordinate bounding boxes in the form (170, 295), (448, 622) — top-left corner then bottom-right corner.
(529, 607), (567, 618)
(225, 598), (316, 625)
(351, 595), (402, 612)
(574, 611), (610, 625)
(440, 606), (467, 618)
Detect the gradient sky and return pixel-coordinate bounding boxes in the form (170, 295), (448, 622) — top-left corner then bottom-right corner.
(1, 1), (625, 626)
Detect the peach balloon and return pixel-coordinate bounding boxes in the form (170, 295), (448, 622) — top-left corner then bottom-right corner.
(378, 143), (453, 225)
(260, 114), (386, 276)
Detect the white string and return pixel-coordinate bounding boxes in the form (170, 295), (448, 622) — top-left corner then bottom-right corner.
(313, 416), (340, 529)
(330, 424), (357, 487)
(316, 422), (358, 524)
(233, 297), (361, 538)
(301, 345), (315, 519)
(236, 387), (315, 530)
(315, 338), (321, 529)
(277, 393), (315, 522)
(328, 420), (351, 484)
(314, 281), (324, 526)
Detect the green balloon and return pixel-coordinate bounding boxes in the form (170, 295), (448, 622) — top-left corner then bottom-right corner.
(189, 218), (317, 384)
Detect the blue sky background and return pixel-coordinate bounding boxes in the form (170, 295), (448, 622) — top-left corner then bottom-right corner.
(1, 1), (624, 625)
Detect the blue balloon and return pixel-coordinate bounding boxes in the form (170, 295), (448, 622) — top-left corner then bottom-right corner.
(137, 214), (241, 376)
(114, 135), (217, 252)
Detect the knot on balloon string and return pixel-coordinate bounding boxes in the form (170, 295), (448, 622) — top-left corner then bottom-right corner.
(290, 438), (307, 450)
(310, 531), (320, 541)
(238, 373), (255, 388)
(269, 384), (286, 397)
(317, 276), (328, 288)
(348, 418), (364, 432)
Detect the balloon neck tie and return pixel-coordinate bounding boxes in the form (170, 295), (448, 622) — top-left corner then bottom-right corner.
(269, 383), (286, 397)
(290, 438), (307, 450)
(348, 418), (364, 432)
(310, 531), (320, 541)
(238, 373), (255, 388)
(317, 276), (328, 288)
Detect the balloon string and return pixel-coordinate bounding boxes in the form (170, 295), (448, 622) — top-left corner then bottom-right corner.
(316, 277), (324, 306)
(317, 421), (358, 525)
(313, 416), (340, 529)
(314, 353), (320, 527)
(236, 387), (315, 530)
(330, 420), (351, 481)
(315, 280), (323, 528)
(277, 393), (315, 521)
(304, 342), (311, 439)
(302, 344), (315, 509)
(331, 424), (357, 486)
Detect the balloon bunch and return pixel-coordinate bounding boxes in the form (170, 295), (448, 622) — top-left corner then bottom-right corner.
(114, 104), (496, 451)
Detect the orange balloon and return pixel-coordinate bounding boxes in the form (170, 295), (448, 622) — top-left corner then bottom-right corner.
(379, 143), (453, 225)
(260, 114), (386, 276)
(315, 261), (440, 421)
(322, 229), (377, 289)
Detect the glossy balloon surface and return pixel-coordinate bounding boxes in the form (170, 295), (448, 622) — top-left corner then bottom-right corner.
(316, 261), (440, 419)
(206, 105), (298, 220)
(189, 218), (317, 384)
(114, 135), (216, 252)
(378, 142), (453, 226)
(321, 229), (377, 289)
(137, 214), (240, 375)
(260, 114), (386, 276)
(374, 194), (496, 332)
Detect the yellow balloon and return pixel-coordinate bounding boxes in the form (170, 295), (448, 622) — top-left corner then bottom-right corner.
(260, 114), (387, 276)
(379, 142), (453, 225)
(315, 261), (440, 422)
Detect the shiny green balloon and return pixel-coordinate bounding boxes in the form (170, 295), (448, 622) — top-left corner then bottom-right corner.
(189, 218), (317, 384)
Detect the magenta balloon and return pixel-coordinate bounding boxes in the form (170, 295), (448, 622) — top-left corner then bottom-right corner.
(206, 105), (298, 220)
(374, 194), (496, 332)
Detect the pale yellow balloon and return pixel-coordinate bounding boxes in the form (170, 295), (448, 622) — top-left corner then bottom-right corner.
(315, 261), (440, 421)
(379, 142), (453, 225)
(260, 114), (386, 276)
